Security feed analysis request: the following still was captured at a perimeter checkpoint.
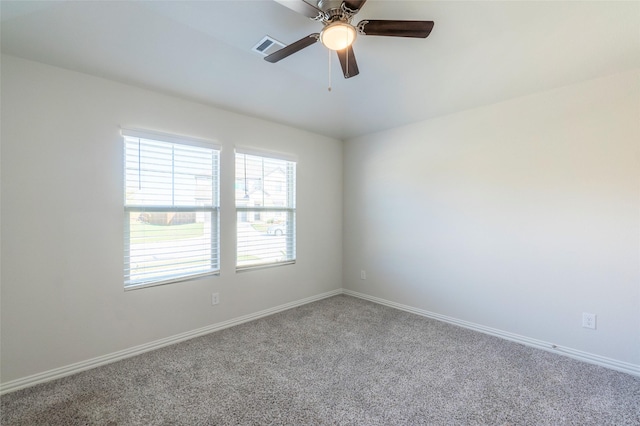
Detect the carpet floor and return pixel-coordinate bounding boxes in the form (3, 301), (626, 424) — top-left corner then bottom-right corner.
(1, 295), (639, 425)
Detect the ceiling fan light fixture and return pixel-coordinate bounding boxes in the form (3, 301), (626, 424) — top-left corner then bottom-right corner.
(320, 22), (357, 51)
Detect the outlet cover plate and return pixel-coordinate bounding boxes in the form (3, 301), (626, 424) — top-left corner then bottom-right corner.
(582, 312), (596, 329)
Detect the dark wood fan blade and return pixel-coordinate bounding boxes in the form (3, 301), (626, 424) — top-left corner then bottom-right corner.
(265, 34), (319, 63)
(336, 46), (359, 79)
(357, 20), (434, 38)
(342, 0), (367, 13)
(274, 0), (324, 19)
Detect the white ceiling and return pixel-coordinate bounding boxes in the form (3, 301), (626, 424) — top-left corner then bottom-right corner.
(1, 0), (639, 140)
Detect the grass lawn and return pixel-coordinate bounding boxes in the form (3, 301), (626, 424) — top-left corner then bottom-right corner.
(251, 223), (269, 232)
(130, 222), (204, 243)
(237, 254), (261, 263)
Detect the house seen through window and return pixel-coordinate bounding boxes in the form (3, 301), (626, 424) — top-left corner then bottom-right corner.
(235, 151), (296, 269)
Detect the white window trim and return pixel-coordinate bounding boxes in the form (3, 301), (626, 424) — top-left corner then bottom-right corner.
(122, 128), (220, 151)
(235, 146), (298, 163)
(123, 129), (220, 290)
(235, 149), (297, 272)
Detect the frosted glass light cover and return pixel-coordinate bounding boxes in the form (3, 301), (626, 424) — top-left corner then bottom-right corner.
(321, 22), (357, 51)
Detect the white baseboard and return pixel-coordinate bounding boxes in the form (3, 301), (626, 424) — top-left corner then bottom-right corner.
(0, 289), (343, 395)
(3, 287), (637, 395)
(344, 289), (640, 378)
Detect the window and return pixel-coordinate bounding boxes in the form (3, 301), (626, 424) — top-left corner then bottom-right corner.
(235, 150), (296, 270)
(123, 130), (220, 289)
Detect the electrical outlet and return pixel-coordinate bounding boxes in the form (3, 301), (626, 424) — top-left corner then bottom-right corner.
(211, 293), (219, 306)
(582, 312), (596, 329)
(360, 270), (366, 280)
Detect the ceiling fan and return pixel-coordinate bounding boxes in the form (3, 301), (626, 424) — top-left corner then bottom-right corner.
(266, 0), (434, 79)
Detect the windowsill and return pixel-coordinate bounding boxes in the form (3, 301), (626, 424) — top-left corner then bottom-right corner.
(235, 260), (296, 273)
(124, 270), (220, 291)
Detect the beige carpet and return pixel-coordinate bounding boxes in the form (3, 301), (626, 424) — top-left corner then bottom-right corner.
(2, 295), (639, 425)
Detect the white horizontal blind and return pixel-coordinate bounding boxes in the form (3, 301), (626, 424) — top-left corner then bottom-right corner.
(124, 133), (219, 288)
(235, 151), (296, 270)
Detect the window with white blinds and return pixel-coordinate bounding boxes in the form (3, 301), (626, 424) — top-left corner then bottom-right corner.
(123, 130), (220, 289)
(235, 150), (296, 270)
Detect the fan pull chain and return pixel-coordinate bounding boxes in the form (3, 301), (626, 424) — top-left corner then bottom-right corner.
(328, 48), (332, 92)
(346, 46), (349, 77)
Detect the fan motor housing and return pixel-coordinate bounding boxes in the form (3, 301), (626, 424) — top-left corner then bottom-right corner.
(317, 0), (341, 10)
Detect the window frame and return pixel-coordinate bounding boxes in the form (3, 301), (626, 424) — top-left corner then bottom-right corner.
(235, 148), (297, 271)
(122, 129), (220, 290)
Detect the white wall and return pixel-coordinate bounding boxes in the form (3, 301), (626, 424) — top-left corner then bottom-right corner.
(0, 55), (343, 384)
(2, 54), (638, 387)
(344, 70), (640, 367)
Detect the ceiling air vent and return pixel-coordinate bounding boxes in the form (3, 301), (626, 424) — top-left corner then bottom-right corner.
(252, 36), (285, 57)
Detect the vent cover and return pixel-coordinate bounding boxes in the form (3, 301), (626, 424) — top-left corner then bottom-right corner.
(252, 36), (286, 56)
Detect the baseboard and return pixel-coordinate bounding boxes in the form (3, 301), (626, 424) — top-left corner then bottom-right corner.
(0, 289), (343, 395)
(4, 287), (637, 395)
(344, 289), (640, 378)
